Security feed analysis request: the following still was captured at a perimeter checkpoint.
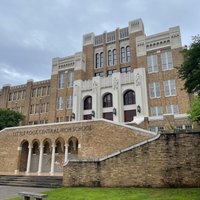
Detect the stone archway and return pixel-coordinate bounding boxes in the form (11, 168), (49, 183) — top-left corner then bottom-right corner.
(19, 140), (29, 172)
(42, 139), (52, 173)
(30, 139), (40, 172)
(55, 137), (65, 172)
(68, 136), (78, 159)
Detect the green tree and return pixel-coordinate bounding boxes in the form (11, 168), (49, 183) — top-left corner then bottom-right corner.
(0, 109), (24, 130)
(188, 96), (200, 123)
(178, 35), (200, 95)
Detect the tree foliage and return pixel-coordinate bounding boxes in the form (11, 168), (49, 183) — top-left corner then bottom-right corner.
(188, 96), (200, 123)
(178, 35), (200, 95)
(0, 109), (24, 130)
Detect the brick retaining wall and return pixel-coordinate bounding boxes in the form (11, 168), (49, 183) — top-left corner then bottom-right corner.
(63, 131), (200, 187)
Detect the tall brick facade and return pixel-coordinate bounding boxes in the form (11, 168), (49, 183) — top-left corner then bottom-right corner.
(0, 18), (194, 131)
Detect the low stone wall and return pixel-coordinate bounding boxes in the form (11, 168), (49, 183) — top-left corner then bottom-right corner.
(63, 131), (200, 187)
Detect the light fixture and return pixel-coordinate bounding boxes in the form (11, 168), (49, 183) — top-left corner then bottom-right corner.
(71, 112), (75, 119)
(113, 108), (117, 115)
(137, 105), (141, 113)
(91, 110), (95, 117)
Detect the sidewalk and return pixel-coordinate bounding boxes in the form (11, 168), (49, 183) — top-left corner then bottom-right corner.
(0, 186), (50, 200)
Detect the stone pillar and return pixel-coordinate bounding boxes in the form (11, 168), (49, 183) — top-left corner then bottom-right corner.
(26, 144), (32, 174)
(64, 144), (69, 163)
(50, 143), (56, 175)
(15, 146), (22, 174)
(37, 144), (44, 175)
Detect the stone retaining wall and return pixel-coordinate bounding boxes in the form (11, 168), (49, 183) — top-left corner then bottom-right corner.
(63, 131), (200, 187)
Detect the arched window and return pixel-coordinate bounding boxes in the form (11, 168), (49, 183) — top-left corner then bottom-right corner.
(84, 96), (92, 110)
(126, 46), (130, 62)
(113, 49), (117, 65)
(103, 93), (113, 108)
(96, 53), (99, 68)
(100, 52), (104, 67)
(124, 90), (136, 105)
(121, 47), (125, 63)
(108, 50), (112, 66)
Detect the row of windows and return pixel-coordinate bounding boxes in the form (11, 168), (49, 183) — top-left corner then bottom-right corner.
(149, 80), (176, 98)
(147, 51), (173, 73)
(95, 66), (131, 77)
(57, 96), (73, 110)
(30, 103), (49, 114)
(95, 46), (130, 69)
(32, 86), (50, 98)
(150, 104), (179, 116)
(56, 116), (73, 122)
(149, 124), (192, 133)
(9, 90), (26, 101)
(11, 106), (24, 113)
(29, 120), (48, 125)
(58, 71), (74, 89)
(83, 90), (136, 110)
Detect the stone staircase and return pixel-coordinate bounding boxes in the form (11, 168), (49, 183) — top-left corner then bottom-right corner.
(0, 175), (63, 188)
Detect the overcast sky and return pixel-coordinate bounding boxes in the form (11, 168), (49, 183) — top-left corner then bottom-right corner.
(0, 0), (199, 87)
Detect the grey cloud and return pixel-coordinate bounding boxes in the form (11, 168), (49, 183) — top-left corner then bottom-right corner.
(0, 0), (200, 87)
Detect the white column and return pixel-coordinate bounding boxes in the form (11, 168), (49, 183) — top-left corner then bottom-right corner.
(26, 144), (32, 174)
(50, 143), (56, 175)
(64, 144), (69, 163)
(37, 145), (44, 175)
(15, 146), (22, 174)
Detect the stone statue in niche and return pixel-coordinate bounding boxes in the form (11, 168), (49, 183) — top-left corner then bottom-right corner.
(136, 73), (141, 86)
(113, 77), (119, 90)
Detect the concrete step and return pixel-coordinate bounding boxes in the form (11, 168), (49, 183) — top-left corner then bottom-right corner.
(0, 175), (63, 188)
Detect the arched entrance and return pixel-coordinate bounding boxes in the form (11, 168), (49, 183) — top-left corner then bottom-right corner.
(68, 137), (78, 159)
(19, 140), (29, 172)
(42, 139), (52, 172)
(55, 137), (65, 172)
(30, 140), (40, 172)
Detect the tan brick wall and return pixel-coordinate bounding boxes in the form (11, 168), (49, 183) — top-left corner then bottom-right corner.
(63, 131), (200, 187)
(0, 120), (153, 174)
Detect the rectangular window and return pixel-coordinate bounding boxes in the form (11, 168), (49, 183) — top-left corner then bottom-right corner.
(120, 66), (131, 73)
(166, 104), (179, 114)
(113, 49), (117, 65)
(176, 125), (183, 130)
(161, 51), (173, 70)
(149, 82), (160, 98)
(67, 71), (74, 87)
(150, 106), (163, 116)
(147, 55), (158, 73)
(185, 124), (192, 130)
(57, 97), (64, 110)
(37, 87), (41, 96)
(108, 50), (112, 66)
(164, 80), (176, 97)
(42, 87), (47, 96)
(67, 96), (73, 109)
(58, 73), (64, 89)
(107, 70), (114, 76)
(95, 72), (104, 77)
(47, 86), (50, 95)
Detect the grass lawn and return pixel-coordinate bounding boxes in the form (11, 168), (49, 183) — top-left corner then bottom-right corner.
(11, 187), (200, 200)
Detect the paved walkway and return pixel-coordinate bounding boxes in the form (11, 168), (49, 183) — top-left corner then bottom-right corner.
(0, 186), (50, 200)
